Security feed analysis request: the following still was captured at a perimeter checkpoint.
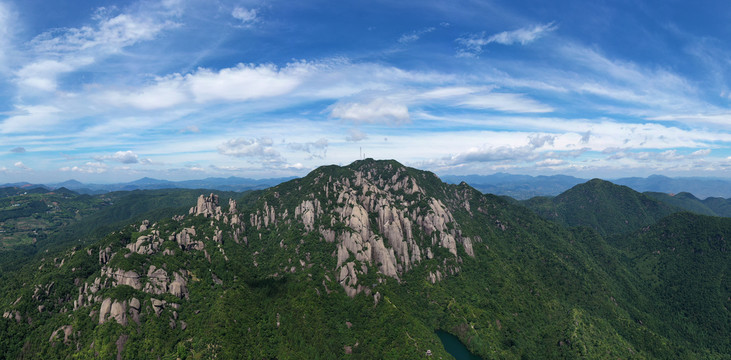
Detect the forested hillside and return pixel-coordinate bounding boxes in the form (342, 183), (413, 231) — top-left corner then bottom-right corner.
(0, 160), (727, 359)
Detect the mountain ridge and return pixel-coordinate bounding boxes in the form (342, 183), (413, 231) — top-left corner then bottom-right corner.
(0, 159), (728, 359)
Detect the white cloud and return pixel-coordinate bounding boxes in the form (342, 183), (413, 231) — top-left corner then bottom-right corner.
(330, 98), (410, 124)
(16, 7), (178, 92)
(606, 148), (712, 162)
(488, 22), (558, 45)
(60, 162), (107, 174)
(98, 75), (188, 110)
(29, 12), (175, 53)
(1, 105), (62, 134)
(536, 158), (565, 166)
(0, 2), (15, 69)
(346, 128), (368, 142)
(95, 150), (140, 164)
(418, 86), (483, 99)
(458, 92), (554, 113)
(14, 161), (30, 170)
(218, 137), (283, 161)
(457, 22), (557, 55)
(188, 63), (304, 103)
(232, 7), (257, 24)
(288, 138), (328, 158)
(398, 27), (435, 44)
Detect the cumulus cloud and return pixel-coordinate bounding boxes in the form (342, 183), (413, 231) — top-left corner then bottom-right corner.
(10, 147), (25, 153)
(14, 161), (30, 170)
(218, 137), (283, 162)
(536, 158), (565, 167)
(60, 162), (107, 174)
(445, 133), (559, 165)
(457, 22), (557, 56)
(345, 128), (368, 142)
(288, 138), (328, 159)
(100, 62), (309, 109)
(330, 98), (410, 124)
(95, 150), (140, 164)
(232, 7), (257, 24)
(190, 63), (304, 103)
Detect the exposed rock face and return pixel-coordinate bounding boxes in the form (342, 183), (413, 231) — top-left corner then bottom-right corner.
(99, 246), (111, 265)
(169, 271), (189, 299)
(174, 227), (204, 251)
(151, 298), (166, 316)
(284, 162), (475, 297)
(129, 298), (141, 325)
(190, 193), (223, 219)
(126, 233), (162, 255)
(49, 325), (73, 344)
(103, 268), (142, 290)
(99, 298), (128, 326)
(144, 265), (169, 295)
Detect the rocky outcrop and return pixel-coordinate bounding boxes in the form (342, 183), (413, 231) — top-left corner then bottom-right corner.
(173, 227), (204, 251)
(129, 298), (141, 325)
(49, 325), (73, 344)
(126, 233), (162, 255)
(103, 268), (142, 290)
(190, 194), (222, 219)
(99, 246), (112, 265)
(169, 271), (189, 299)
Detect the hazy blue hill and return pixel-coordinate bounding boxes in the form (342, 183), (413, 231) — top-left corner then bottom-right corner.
(441, 173), (586, 199)
(523, 179), (678, 237)
(702, 197), (731, 217)
(614, 174), (731, 199)
(644, 191), (719, 216)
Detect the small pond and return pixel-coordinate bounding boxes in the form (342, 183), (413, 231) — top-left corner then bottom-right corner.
(435, 330), (483, 360)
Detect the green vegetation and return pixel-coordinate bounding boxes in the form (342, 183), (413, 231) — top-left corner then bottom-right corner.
(523, 179), (678, 237)
(0, 161), (728, 359)
(646, 191), (731, 217)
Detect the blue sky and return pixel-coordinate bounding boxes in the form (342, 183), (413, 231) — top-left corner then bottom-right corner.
(1, 0), (730, 183)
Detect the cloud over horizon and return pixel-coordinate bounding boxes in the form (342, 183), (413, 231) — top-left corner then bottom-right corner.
(0, 0), (729, 183)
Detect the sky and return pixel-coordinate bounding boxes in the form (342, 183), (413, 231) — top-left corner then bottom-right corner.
(0, 0), (730, 183)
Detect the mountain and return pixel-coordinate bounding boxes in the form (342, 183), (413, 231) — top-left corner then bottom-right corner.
(522, 179), (679, 237)
(645, 191), (731, 217)
(441, 173), (586, 199)
(41, 176), (296, 194)
(614, 174), (731, 199)
(0, 160), (728, 359)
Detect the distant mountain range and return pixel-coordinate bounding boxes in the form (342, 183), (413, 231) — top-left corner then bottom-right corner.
(0, 176), (296, 195)
(3, 173), (731, 200)
(442, 173), (731, 199)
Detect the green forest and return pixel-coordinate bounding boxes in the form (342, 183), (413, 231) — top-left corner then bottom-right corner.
(0, 160), (728, 359)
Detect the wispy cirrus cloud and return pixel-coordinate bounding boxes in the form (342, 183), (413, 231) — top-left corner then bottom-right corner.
(16, 7), (179, 93)
(398, 27), (435, 44)
(457, 22), (557, 56)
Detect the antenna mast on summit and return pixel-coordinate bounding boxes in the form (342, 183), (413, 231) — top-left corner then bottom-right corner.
(359, 147), (362, 160)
